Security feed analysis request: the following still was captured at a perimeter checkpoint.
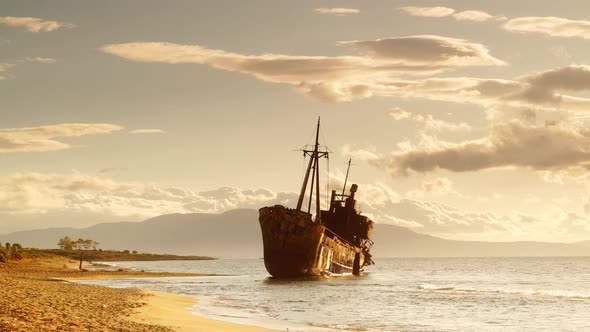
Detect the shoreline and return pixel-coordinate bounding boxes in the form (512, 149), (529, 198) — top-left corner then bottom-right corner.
(0, 257), (279, 331)
(130, 290), (278, 332)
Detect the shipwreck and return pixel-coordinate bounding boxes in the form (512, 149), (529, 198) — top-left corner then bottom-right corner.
(259, 119), (374, 278)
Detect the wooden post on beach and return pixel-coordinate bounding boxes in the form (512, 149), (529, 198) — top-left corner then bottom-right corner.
(79, 250), (83, 270)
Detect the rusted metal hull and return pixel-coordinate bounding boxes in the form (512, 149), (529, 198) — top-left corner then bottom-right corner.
(259, 205), (366, 278)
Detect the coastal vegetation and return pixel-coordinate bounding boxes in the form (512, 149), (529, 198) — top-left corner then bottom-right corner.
(0, 238), (215, 265)
(44, 248), (214, 261)
(0, 242), (28, 262)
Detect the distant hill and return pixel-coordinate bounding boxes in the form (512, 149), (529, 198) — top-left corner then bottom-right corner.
(574, 240), (590, 248)
(1, 209), (589, 258)
(0, 209), (261, 258)
(372, 224), (590, 257)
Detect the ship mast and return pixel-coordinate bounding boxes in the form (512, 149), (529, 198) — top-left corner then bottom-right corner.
(296, 117), (329, 221)
(341, 158), (352, 196)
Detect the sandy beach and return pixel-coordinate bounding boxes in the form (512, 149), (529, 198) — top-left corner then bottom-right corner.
(0, 257), (277, 332)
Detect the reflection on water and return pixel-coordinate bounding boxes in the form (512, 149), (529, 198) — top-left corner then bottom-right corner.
(76, 258), (590, 332)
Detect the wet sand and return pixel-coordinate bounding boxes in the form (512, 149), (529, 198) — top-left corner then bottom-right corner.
(0, 257), (277, 331)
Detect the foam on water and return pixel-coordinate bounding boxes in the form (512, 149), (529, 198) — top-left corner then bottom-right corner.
(417, 283), (590, 299)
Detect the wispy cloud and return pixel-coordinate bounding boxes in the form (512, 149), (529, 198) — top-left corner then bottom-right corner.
(399, 7), (506, 22)
(101, 36), (503, 102)
(0, 63), (15, 71)
(314, 8), (359, 16)
(421, 177), (454, 194)
(504, 16), (590, 39)
(26, 57), (57, 64)
(388, 107), (471, 133)
(0, 123), (123, 153)
(340, 144), (379, 161)
(0, 16), (74, 33)
(0, 63), (15, 80)
(129, 129), (166, 134)
(453, 10), (507, 22)
(399, 6), (455, 18)
(372, 65), (590, 113)
(388, 107), (412, 120)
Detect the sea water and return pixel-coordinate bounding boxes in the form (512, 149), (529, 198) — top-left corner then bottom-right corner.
(75, 258), (590, 331)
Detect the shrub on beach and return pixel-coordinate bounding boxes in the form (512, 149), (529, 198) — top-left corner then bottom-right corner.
(0, 246), (7, 263)
(0, 243), (25, 262)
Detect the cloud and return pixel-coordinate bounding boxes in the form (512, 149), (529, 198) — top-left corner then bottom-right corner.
(0, 63), (15, 80)
(129, 129), (166, 134)
(388, 199), (518, 237)
(0, 123), (123, 153)
(26, 57), (57, 64)
(407, 177), (457, 199)
(388, 107), (471, 133)
(97, 42), (590, 110)
(372, 120), (590, 176)
(0, 171), (588, 241)
(0, 63), (15, 71)
(421, 177), (453, 194)
(400, 10), (589, 38)
(415, 114), (472, 133)
(384, 199), (590, 242)
(399, 6), (455, 18)
(340, 144), (379, 161)
(0, 171), (299, 231)
(0, 16), (74, 33)
(314, 8), (359, 16)
(340, 35), (503, 67)
(373, 65), (590, 113)
(504, 16), (590, 39)
(400, 7), (505, 22)
(453, 10), (506, 22)
(520, 65), (590, 97)
(388, 107), (411, 120)
(333, 173), (589, 242)
(100, 37), (504, 102)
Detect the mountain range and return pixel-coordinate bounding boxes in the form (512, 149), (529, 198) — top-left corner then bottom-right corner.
(1, 209), (589, 258)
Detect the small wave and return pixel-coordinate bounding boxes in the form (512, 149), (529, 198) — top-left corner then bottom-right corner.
(86, 262), (121, 271)
(308, 322), (368, 331)
(417, 284), (590, 299)
(91, 262), (118, 267)
(418, 284), (457, 291)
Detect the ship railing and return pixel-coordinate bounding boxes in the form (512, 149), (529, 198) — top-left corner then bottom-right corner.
(323, 227), (354, 248)
(323, 226), (374, 252)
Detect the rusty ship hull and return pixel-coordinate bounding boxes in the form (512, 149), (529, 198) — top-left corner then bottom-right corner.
(259, 205), (368, 278)
(258, 119), (374, 278)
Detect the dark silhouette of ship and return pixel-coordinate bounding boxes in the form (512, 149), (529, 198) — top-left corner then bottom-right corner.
(259, 119), (374, 277)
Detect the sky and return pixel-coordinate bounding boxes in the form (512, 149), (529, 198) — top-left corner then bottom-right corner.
(2, 0), (590, 243)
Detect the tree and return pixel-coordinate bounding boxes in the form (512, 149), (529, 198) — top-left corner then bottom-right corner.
(83, 239), (97, 250)
(10, 244), (23, 260)
(58, 237), (74, 250)
(73, 238), (85, 250)
(60, 237), (99, 270)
